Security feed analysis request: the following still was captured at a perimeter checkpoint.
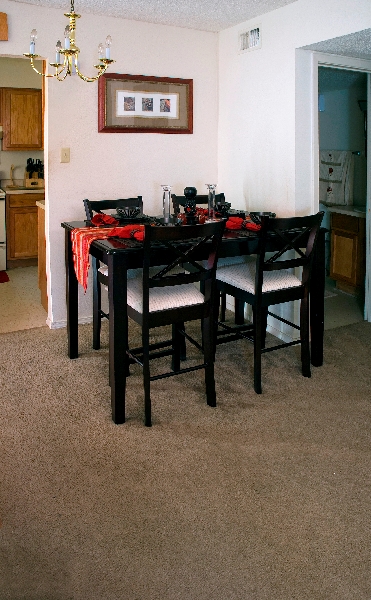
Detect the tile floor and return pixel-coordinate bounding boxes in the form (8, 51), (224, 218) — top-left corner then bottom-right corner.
(0, 267), (366, 335)
(0, 266), (48, 334)
(324, 276), (364, 330)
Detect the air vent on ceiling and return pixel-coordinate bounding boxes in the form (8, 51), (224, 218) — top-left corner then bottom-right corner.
(239, 26), (261, 53)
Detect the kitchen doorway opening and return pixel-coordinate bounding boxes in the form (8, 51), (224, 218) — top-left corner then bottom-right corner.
(318, 66), (366, 327)
(0, 54), (46, 331)
(295, 49), (371, 325)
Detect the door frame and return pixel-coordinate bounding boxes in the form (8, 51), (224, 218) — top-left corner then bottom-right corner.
(296, 49), (371, 321)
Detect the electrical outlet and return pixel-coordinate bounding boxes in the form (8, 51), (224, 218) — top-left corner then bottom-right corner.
(60, 147), (70, 163)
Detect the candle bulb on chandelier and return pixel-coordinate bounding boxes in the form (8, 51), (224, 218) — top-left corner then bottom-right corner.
(64, 25), (70, 49)
(105, 35), (112, 59)
(98, 43), (104, 60)
(55, 40), (62, 64)
(30, 29), (37, 54)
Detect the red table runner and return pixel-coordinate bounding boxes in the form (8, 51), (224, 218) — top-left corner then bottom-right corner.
(71, 225), (145, 291)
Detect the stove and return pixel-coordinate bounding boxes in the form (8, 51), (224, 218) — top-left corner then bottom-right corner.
(0, 188), (6, 270)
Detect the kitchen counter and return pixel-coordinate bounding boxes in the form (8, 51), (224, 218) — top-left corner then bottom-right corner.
(5, 188), (45, 194)
(325, 205), (366, 218)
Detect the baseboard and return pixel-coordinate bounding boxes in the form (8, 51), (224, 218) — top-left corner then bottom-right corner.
(47, 316), (93, 329)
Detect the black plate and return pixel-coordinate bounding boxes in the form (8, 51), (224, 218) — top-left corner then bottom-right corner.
(112, 214), (151, 223)
(248, 211), (276, 224)
(116, 207), (141, 219)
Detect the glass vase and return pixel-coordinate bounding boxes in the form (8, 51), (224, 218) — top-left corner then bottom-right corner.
(205, 184), (217, 221)
(161, 185), (172, 224)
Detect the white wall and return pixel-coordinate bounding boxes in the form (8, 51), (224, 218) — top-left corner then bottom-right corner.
(0, 0), (219, 327)
(218, 0), (371, 216)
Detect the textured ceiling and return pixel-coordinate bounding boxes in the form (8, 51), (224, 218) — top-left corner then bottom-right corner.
(303, 29), (371, 61)
(10, 0), (298, 32)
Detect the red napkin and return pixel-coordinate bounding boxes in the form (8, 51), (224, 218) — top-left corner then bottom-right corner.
(91, 213), (119, 226)
(225, 217), (244, 230)
(225, 216), (261, 231)
(244, 221), (261, 231)
(108, 224), (145, 241)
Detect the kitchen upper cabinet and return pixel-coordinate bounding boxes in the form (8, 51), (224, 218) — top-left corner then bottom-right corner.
(0, 87), (43, 151)
(6, 192), (44, 265)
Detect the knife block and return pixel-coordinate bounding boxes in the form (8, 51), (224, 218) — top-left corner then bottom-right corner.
(24, 170), (44, 189)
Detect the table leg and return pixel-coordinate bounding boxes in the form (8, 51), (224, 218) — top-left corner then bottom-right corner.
(65, 229), (79, 359)
(92, 256), (101, 350)
(108, 253), (128, 424)
(310, 228), (325, 367)
(234, 298), (245, 324)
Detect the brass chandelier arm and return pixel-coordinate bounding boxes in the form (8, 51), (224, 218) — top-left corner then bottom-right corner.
(24, 52), (114, 82)
(73, 55), (109, 83)
(55, 62), (70, 82)
(23, 54), (55, 78)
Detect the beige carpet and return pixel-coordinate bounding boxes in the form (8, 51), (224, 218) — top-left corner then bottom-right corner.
(1, 320), (371, 599)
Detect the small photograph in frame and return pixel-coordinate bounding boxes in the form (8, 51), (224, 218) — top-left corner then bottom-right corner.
(124, 97), (135, 111)
(160, 99), (171, 113)
(98, 73), (193, 134)
(142, 97), (153, 112)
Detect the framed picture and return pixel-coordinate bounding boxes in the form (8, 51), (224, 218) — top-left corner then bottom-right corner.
(98, 73), (193, 134)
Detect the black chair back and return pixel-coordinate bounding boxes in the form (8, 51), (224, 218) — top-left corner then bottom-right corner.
(255, 212), (324, 304)
(83, 197), (143, 221)
(128, 221), (226, 327)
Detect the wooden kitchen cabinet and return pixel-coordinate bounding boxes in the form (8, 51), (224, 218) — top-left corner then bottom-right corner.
(0, 87), (43, 151)
(330, 211), (366, 295)
(6, 192), (45, 266)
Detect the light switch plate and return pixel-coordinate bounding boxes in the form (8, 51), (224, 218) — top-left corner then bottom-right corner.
(60, 147), (70, 163)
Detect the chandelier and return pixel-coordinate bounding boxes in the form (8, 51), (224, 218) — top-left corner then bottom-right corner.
(23, 0), (114, 82)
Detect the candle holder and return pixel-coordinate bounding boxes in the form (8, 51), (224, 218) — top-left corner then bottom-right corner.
(161, 185), (172, 224)
(205, 184), (217, 221)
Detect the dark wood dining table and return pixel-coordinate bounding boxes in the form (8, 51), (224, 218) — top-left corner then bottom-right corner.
(62, 220), (326, 424)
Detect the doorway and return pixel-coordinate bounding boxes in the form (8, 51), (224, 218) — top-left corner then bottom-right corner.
(295, 49), (371, 324)
(0, 55), (46, 332)
(318, 66), (366, 327)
